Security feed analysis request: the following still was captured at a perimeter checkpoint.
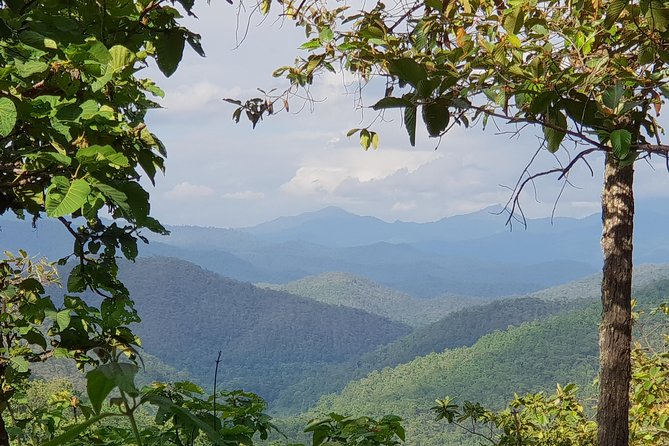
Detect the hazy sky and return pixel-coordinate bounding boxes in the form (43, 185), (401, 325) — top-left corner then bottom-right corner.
(143, 1), (669, 228)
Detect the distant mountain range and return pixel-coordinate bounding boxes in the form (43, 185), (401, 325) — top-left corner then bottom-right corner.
(2, 198), (668, 298)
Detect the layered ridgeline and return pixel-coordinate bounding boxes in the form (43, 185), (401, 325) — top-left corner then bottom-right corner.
(274, 274), (669, 446)
(1, 206), (604, 298)
(116, 257), (412, 403)
(271, 296), (585, 413)
(257, 272), (490, 327)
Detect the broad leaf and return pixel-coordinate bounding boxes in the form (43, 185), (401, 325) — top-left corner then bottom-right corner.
(388, 59), (427, 89)
(603, 82), (624, 110)
(604, 0), (631, 28)
(543, 107), (567, 153)
(108, 45), (136, 73)
(87, 368), (117, 415)
(372, 97), (413, 110)
(404, 105), (417, 146)
(0, 97), (16, 137)
(45, 178), (91, 217)
(422, 100), (450, 137)
(610, 128), (632, 159)
(154, 30), (186, 77)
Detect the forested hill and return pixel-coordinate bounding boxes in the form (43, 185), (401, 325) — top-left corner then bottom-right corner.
(117, 257), (412, 402)
(276, 277), (669, 446)
(257, 272), (488, 327)
(271, 296), (585, 413)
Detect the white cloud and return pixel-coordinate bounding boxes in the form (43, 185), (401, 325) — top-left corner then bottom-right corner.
(222, 190), (265, 200)
(164, 182), (215, 201)
(281, 148), (442, 195)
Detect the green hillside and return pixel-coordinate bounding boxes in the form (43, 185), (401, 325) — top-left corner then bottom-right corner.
(258, 272), (487, 327)
(274, 277), (669, 446)
(272, 296), (583, 413)
(117, 257), (412, 403)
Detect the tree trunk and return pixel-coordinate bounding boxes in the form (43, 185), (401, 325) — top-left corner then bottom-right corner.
(598, 154), (634, 446)
(0, 411), (9, 446)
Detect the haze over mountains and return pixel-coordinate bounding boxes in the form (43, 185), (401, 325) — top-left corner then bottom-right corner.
(3, 198), (669, 297)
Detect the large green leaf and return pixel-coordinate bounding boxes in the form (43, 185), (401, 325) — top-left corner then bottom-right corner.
(543, 107), (567, 153)
(0, 97), (16, 137)
(108, 45), (135, 73)
(87, 367), (117, 415)
(388, 59), (427, 89)
(610, 128), (632, 159)
(154, 30), (186, 77)
(422, 100), (450, 137)
(503, 7), (525, 35)
(372, 97), (413, 110)
(604, 0), (631, 28)
(404, 105), (417, 146)
(45, 178), (91, 217)
(602, 82), (624, 110)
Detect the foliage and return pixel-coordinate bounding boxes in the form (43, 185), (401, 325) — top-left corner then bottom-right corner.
(303, 413), (405, 446)
(245, 0), (669, 166)
(272, 279), (669, 445)
(430, 303), (669, 446)
(433, 384), (597, 446)
(0, 0), (227, 443)
(7, 364), (278, 445)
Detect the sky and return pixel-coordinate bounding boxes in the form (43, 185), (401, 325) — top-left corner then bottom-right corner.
(142, 1), (669, 228)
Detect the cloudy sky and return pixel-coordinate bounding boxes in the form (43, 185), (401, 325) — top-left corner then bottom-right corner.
(143, 1), (669, 228)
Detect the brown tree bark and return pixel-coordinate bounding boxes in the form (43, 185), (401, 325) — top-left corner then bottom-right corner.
(598, 154), (634, 446)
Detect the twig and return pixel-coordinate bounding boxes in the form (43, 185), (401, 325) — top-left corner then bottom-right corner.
(213, 350), (222, 426)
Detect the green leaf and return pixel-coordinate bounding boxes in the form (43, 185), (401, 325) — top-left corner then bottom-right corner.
(87, 367), (118, 415)
(55, 310), (71, 331)
(531, 91), (557, 115)
(503, 7), (525, 35)
(388, 59), (427, 89)
(372, 97), (413, 110)
(45, 178), (91, 217)
(300, 39), (322, 50)
(371, 132), (379, 149)
(15, 60), (48, 77)
(10, 356), (29, 373)
(67, 264), (86, 293)
(543, 107), (567, 153)
(154, 30), (185, 77)
(108, 45), (135, 73)
(359, 129), (371, 150)
(602, 82), (624, 110)
(22, 328), (47, 350)
(610, 128), (632, 159)
(422, 100), (450, 137)
(0, 97), (16, 137)
(604, 0), (631, 28)
(404, 105), (417, 146)
(319, 26), (334, 43)
(644, 0), (669, 32)
(76, 145), (129, 167)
